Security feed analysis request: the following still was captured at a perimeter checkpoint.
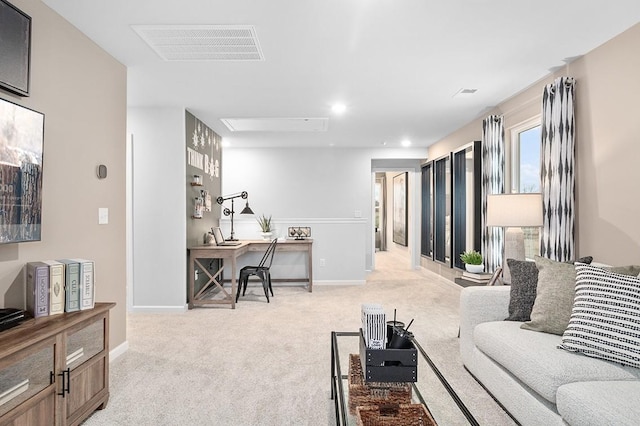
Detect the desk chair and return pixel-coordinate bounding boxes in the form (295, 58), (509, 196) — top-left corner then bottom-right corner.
(237, 239), (278, 303)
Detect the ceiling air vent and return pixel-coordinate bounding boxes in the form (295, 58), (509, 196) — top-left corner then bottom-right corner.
(131, 25), (264, 61)
(452, 88), (478, 98)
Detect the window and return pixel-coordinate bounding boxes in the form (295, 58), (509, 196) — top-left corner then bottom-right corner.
(511, 121), (541, 193)
(511, 118), (541, 259)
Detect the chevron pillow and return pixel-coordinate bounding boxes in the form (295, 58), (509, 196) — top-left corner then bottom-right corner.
(559, 263), (640, 368)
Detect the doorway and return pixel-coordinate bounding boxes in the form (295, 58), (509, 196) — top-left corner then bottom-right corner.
(370, 158), (423, 272)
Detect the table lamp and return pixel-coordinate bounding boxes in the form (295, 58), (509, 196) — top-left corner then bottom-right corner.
(216, 191), (254, 241)
(486, 193), (543, 284)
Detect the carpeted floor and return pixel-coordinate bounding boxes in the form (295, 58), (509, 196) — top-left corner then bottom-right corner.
(82, 250), (516, 425)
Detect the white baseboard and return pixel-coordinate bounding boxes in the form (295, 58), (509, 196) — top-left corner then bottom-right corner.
(129, 305), (188, 313)
(109, 341), (129, 362)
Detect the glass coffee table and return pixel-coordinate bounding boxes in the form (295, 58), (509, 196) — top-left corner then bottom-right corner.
(330, 331), (479, 425)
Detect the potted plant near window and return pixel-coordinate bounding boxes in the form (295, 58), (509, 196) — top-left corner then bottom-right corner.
(256, 214), (273, 240)
(460, 250), (484, 273)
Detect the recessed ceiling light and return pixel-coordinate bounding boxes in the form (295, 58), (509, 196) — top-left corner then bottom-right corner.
(221, 139), (230, 148)
(331, 103), (346, 114)
(401, 140), (412, 147)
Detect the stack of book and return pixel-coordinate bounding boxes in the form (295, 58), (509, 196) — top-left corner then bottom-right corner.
(459, 271), (493, 284)
(26, 259), (95, 318)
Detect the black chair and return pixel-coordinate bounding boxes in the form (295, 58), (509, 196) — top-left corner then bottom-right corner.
(237, 239), (278, 302)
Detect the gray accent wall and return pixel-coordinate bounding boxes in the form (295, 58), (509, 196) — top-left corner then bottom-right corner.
(185, 111), (222, 246)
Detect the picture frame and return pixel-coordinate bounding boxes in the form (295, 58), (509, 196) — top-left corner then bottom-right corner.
(288, 226), (311, 240)
(487, 266), (503, 286)
(392, 172), (408, 246)
(0, 0), (32, 97)
(0, 97), (45, 243)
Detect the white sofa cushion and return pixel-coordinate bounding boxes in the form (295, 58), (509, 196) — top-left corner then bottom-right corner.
(473, 321), (640, 403)
(557, 381), (640, 426)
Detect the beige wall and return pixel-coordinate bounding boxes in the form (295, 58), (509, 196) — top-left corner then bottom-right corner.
(427, 23), (640, 266)
(0, 1), (127, 348)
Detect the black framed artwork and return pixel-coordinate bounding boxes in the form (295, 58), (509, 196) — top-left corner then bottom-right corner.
(0, 0), (32, 97)
(0, 97), (45, 243)
(392, 172), (408, 246)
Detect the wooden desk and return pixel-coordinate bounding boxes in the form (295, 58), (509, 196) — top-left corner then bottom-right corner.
(188, 239), (313, 309)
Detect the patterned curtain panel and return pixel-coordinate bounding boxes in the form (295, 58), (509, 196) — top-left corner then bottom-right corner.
(540, 77), (576, 262)
(481, 115), (505, 272)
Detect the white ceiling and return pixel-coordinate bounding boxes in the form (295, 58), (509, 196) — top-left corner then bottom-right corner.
(42, 0), (640, 149)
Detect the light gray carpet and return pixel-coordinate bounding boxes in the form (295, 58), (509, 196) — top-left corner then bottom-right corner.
(83, 250), (515, 425)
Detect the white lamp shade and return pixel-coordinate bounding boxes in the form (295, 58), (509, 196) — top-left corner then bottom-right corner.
(486, 193), (543, 227)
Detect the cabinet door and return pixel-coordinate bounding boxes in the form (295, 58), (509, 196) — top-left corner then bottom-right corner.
(433, 154), (452, 265)
(421, 163), (433, 258)
(452, 141), (482, 269)
(64, 317), (107, 423)
(0, 341), (55, 425)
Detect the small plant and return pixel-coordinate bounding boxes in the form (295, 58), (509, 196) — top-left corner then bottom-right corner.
(256, 214), (272, 232)
(460, 250), (483, 265)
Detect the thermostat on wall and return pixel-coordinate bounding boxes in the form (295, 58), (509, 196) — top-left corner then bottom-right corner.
(97, 164), (107, 179)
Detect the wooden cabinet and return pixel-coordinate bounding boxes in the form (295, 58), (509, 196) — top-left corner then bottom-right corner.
(0, 303), (115, 426)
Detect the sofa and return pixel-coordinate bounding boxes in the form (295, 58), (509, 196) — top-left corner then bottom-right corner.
(460, 282), (640, 426)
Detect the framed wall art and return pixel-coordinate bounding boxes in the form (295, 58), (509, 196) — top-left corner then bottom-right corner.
(393, 172), (408, 246)
(0, 98), (45, 243)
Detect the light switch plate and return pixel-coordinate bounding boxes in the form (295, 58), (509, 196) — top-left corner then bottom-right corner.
(98, 208), (109, 224)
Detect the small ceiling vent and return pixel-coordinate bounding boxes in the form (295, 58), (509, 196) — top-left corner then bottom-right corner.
(131, 25), (264, 61)
(220, 118), (329, 132)
(452, 88), (478, 98)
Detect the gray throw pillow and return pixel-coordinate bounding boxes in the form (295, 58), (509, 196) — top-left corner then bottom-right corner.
(521, 256), (581, 335)
(505, 259), (538, 322)
(607, 265), (640, 276)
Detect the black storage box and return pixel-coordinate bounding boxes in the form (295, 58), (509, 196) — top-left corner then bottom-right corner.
(359, 329), (417, 382)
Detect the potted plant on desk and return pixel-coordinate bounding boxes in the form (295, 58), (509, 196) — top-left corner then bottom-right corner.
(257, 214), (273, 240)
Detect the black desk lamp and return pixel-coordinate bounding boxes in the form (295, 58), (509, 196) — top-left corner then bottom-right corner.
(216, 191), (254, 241)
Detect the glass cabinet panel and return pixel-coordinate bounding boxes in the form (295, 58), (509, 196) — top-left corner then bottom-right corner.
(0, 343), (53, 416)
(66, 319), (104, 370)
(420, 163), (433, 258)
(433, 154), (451, 265)
(452, 141), (482, 269)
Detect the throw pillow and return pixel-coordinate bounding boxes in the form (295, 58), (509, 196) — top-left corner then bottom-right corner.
(559, 264), (640, 368)
(607, 265), (640, 276)
(521, 256), (579, 335)
(505, 259), (538, 321)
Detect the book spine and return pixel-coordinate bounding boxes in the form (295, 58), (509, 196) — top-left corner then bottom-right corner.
(460, 276), (490, 283)
(49, 264), (65, 315)
(34, 266), (49, 317)
(65, 263), (80, 312)
(80, 262), (95, 310)
(462, 272), (491, 279)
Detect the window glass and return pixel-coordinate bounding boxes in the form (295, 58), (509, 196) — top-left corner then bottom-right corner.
(517, 126), (541, 193)
(512, 122), (541, 259)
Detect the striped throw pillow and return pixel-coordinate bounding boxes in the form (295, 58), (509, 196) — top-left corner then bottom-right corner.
(559, 263), (640, 368)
